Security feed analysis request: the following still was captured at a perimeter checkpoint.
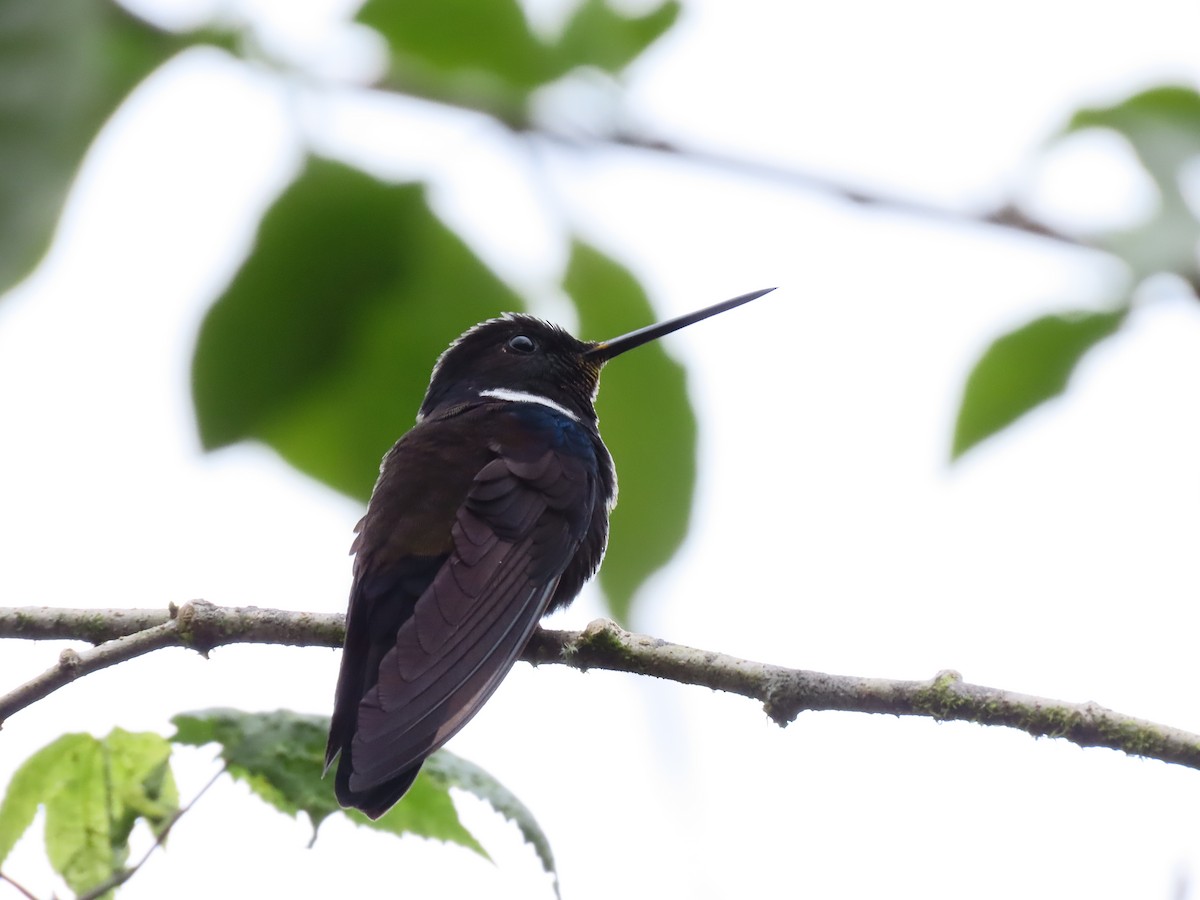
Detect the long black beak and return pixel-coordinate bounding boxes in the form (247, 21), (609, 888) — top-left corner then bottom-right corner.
(584, 287), (776, 362)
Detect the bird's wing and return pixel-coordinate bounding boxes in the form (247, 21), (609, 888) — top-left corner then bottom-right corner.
(330, 411), (597, 815)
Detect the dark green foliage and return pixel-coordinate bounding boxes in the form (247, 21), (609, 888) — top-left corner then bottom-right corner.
(170, 708), (554, 871)
(0, 2), (188, 296)
(171, 707), (484, 848)
(0, 713), (560, 896)
(191, 158), (521, 501)
(191, 158), (704, 621)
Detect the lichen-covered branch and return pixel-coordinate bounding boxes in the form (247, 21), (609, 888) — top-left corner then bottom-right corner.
(2, 603), (1198, 772)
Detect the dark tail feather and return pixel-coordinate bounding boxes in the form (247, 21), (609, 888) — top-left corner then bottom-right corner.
(334, 750), (423, 820)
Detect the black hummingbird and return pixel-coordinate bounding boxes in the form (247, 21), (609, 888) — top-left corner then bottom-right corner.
(325, 287), (774, 818)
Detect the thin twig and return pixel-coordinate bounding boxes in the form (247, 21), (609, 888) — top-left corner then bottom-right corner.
(2, 603), (1199, 772)
(0, 872), (40, 900)
(597, 130), (1092, 249)
(363, 73), (1093, 251)
(74, 767), (224, 900)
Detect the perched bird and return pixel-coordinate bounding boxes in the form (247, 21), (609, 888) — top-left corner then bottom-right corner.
(326, 288), (774, 818)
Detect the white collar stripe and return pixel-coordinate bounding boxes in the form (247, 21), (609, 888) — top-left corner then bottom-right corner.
(479, 388), (580, 422)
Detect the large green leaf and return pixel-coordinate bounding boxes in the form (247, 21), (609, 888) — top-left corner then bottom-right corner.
(952, 308), (1129, 459)
(1065, 86), (1200, 278)
(191, 157), (521, 500)
(0, 1), (187, 297)
(0, 730), (177, 899)
(565, 240), (697, 623)
(171, 708), (487, 854)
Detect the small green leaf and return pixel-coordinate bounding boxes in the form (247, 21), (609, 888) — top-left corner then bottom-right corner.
(565, 240), (697, 624)
(0, 730), (178, 899)
(191, 157), (522, 501)
(952, 308), (1129, 459)
(557, 0), (681, 75)
(425, 750), (558, 895)
(170, 709), (482, 854)
(0, 2), (186, 297)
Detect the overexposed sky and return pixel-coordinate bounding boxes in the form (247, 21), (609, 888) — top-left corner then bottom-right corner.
(3, 1), (1200, 898)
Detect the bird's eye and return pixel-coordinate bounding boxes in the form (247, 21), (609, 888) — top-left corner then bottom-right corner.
(507, 334), (537, 353)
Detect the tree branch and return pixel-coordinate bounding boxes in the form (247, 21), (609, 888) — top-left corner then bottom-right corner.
(372, 77), (1092, 252)
(595, 130), (1091, 250)
(2, 603), (1197, 772)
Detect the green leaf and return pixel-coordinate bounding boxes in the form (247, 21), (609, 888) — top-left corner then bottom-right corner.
(952, 308), (1129, 459)
(42, 735), (110, 897)
(0, 730), (178, 899)
(557, 0), (681, 75)
(172, 708), (344, 830)
(358, 0), (683, 118)
(1067, 85), (1200, 188)
(1065, 86), (1200, 277)
(103, 729), (179, 848)
(425, 750), (558, 895)
(0, 733), (90, 868)
(0, 1), (185, 297)
(358, 0), (557, 116)
(170, 709), (482, 853)
(191, 157), (522, 501)
(565, 240), (697, 623)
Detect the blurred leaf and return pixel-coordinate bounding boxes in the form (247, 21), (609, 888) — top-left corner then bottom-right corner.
(558, 0), (681, 74)
(425, 750), (558, 896)
(0, 733), (87, 868)
(99, 729), (179, 849)
(952, 308), (1129, 459)
(1065, 86), (1200, 277)
(191, 156), (521, 500)
(1067, 85), (1200, 186)
(0, 1), (187, 297)
(41, 736), (109, 898)
(170, 708), (483, 853)
(358, 0), (681, 118)
(358, 0), (556, 117)
(566, 240), (696, 623)
(0, 730), (177, 899)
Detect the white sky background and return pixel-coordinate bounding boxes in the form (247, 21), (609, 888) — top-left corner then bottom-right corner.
(3, 0), (1200, 898)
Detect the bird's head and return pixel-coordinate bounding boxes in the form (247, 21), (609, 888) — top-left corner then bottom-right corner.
(417, 288), (776, 423)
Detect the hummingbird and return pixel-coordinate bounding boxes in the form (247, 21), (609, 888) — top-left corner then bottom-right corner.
(326, 287), (774, 818)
